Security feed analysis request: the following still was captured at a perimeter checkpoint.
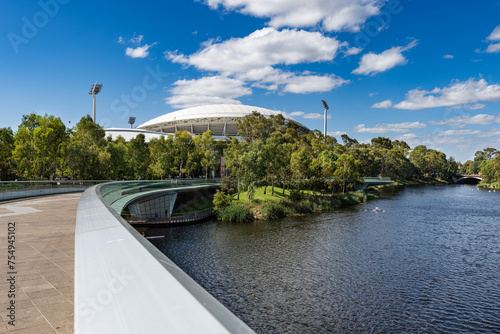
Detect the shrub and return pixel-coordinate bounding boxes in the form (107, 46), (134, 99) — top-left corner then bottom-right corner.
(213, 190), (233, 211)
(216, 203), (253, 222)
(259, 201), (287, 220)
(220, 176), (238, 195)
(289, 188), (304, 202)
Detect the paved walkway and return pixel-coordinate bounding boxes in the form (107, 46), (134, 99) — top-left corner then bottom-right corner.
(0, 193), (81, 334)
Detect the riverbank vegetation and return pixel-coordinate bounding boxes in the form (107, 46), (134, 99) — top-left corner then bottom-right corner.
(1, 112), (497, 191)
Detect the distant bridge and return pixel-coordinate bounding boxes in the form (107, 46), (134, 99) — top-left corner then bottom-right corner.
(454, 174), (482, 184)
(355, 177), (393, 191)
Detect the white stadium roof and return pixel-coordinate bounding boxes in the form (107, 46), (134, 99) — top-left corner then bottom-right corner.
(137, 104), (308, 131)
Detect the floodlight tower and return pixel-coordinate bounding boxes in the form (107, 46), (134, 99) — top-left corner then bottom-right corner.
(322, 99), (329, 139)
(89, 82), (103, 123)
(128, 117), (136, 129)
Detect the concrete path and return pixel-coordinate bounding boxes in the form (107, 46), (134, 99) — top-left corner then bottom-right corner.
(0, 193), (81, 334)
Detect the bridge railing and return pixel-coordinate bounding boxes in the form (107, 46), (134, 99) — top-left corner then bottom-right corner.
(75, 180), (254, 333)
(99, 178), (220, 206)
(0, 180), (109, 201)
(362, 177), (393, 182)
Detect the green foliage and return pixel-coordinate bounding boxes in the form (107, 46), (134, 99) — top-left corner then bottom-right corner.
(220, 176), (238, 194)
(289, 189), (304, 202)
(213, 190), (233, 211)
(258, 201), (287, 220)
(13, 113), (67, 179)
(0, 127), (15, 180)
(216, 203), (253, 222)
(480, 156), (500, 184)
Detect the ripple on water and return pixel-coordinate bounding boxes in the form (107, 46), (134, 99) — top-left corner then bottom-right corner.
(150, 185), (500, 333)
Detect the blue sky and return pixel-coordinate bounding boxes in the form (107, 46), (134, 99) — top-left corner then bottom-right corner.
(2, 0), (500, 162)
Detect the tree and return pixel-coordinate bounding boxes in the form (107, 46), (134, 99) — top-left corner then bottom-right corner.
(0, 127), (15, 180)
(13, 113), (66, 179)
(480, 156), (500, 183)
(149, 135), (176, 179)
(199, 130), (217, 179)
(224, 137), (245, 200)
(127, 133), (150, 179)
(290, 147), (311, 189)
(174, 131), (195, 177)
(103, 136), (128, 179)
(333, 154), (361, 193)
(61, 115), (106, 179)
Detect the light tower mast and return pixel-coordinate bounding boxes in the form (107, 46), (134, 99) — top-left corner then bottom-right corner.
(89, 82), (103, 123)
(322, 99), (329, 140)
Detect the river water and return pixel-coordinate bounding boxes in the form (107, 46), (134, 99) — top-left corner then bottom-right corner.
(148, 185), (500, 333)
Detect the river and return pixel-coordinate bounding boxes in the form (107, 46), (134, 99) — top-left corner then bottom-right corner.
(148, 185), (500, 333)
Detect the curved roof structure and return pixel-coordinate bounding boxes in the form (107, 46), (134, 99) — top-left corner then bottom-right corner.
(104, 128), (168, 142)
(136, 104), (309, 136)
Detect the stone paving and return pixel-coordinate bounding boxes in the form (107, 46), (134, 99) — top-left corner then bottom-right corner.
(0, 193), (81, 334)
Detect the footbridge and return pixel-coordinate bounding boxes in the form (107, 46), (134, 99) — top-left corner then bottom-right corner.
(75, 179), (256, 333)
(355, 177), (394, 191)
(454, 174), (482, 184)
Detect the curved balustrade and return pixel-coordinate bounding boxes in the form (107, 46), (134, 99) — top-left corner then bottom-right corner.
(0, 180), (108, 201)
(75, 180), (254, 333)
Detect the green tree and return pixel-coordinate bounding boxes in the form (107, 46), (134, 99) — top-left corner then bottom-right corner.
(127, 133), (150, 179)
(13, 113), (67, 179)
(333, 154), (361, 193)
(61, 115), (106, 179)
(103, 136), (128, 179)
(224, 137), (245, 199)
(0, 127), (15, 180)
(199, 130), (217, 179)
(174, 131), (194, 177)
(480, 156), (500, 183)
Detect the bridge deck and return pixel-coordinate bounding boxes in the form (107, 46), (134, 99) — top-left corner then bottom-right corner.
(0, 193), (80, 333)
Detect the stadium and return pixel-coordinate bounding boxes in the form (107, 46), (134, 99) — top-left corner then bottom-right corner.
(105, 104), (309, 141)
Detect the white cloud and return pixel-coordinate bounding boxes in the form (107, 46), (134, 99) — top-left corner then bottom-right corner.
(344, 46), (363, 56)
(478, 128), (500, 138)
(288, 111), (305, 117)
(328, 131), (347, 136)
(118, 36), (125, 44)
(486, 43), (500, 53)
(443, 54), (454, 59)
(201, 0), (383, 32)
(303, 113), (331, 119)
(394, 78), (500, 110)
(352, 40), (418, 76)
(125, 43), (156, 58)
(428, 113), (500, 126)
(487, 25), (500, 41)
(130, 34), (144, 44)
(165, 28), (349, 103)
(369, 92), (378, 97)
(166, 28), (341, 73)
(393, 133), (418, 141)
(165, 76), (251, 108)
(483, 26), (500, 53)
(371, 99), (393, 109)
(283, 73), (348, 94)
(354, 121), (427, 134)
(437, 129), (481, 136)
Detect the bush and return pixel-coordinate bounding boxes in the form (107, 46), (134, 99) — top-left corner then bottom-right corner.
(259, 201), (287, 220)
(220, 176), (238, 195)
(289, 188), (304, 202)
(213, 190), (233, 211)
(216, 203), (253, 222)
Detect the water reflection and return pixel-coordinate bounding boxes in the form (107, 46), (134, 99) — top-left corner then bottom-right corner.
(148, 185), (500, 333)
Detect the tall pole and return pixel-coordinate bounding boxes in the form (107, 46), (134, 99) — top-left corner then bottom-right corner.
(89, 83), (102, 124)
(322, 100), (329, 141)
(93, 94), (97, 123)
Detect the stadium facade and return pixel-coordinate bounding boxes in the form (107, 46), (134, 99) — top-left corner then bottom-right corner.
(105, 104), (309, 141)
